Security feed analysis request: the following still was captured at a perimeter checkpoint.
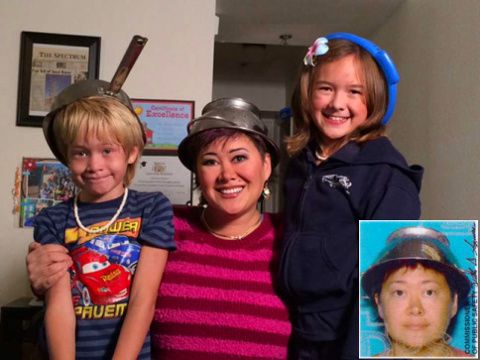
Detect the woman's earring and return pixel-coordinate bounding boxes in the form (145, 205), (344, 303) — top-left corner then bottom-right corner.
(443, 333), (452, 344)
(262, 184), (271, 200)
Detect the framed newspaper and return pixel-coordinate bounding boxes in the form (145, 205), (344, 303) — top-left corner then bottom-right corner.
(16, 31), (100, 127)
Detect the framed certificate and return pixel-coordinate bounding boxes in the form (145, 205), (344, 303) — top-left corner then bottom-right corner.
(130, 155), (192, 205)
(132, 99), (194, 154)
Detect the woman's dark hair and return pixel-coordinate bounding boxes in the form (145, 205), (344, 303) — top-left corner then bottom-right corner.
(373, 261), (458, 302)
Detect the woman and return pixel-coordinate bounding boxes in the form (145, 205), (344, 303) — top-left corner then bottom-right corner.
(26, 97), (291, 359)
(362, 226), (473, 358)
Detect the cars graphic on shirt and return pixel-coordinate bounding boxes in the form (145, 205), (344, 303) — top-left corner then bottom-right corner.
(70, 247), (131, 305)
(84, 234), (141, 272)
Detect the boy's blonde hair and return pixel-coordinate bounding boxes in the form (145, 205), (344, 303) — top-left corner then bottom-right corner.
(52, 96), (145, 185)
(286, 39), (388, 157)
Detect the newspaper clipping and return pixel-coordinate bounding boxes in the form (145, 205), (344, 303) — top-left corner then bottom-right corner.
(29, 43), (90, 116)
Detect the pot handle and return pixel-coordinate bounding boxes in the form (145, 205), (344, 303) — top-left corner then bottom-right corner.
(108, 35), (148, 95)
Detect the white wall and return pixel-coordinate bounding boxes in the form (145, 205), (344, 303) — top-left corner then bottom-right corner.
(213, 79), (287, 111)
(0, 0), (216, 307)
(373, 0), (480, 219)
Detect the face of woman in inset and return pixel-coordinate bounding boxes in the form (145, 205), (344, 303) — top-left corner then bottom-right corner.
(374, 264), (458, 352)
(195, 133), (272, 219)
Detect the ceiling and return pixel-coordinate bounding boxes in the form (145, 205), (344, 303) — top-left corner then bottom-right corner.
(213, 0), (405, 82)
(215, 0), (405, 46)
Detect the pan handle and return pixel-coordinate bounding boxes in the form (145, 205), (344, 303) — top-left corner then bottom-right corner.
(108, 35), (148, 94)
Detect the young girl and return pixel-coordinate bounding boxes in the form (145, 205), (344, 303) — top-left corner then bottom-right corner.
(278, 32), (424, 359)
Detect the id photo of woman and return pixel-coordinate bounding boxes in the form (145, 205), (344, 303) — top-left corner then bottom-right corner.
(359, 220), (478, 358)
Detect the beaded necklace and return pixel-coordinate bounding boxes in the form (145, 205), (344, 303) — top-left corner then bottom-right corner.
(73, 188), (128, 234)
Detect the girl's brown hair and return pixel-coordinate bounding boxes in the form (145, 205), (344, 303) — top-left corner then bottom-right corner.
(286, 39), (388, 157)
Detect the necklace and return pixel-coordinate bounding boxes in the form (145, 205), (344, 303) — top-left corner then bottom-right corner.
(74, 188), (129, 234)
(201, 209), (263, 240)
(315, 146), (328, 161)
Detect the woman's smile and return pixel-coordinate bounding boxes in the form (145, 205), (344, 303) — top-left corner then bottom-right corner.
(218, 186), (244, 196)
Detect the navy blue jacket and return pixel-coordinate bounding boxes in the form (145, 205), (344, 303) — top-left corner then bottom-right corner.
(278, 137), (423, 344)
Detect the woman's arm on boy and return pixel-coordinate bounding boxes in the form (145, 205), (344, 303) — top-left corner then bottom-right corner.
(44, 272), (75, 360)
(112, 245), (168, 360)
(27, 242), (72, 295)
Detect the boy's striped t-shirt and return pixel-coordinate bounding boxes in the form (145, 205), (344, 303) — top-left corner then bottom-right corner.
(34, 190), (175, 359)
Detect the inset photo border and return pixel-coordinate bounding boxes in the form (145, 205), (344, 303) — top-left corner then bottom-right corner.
(359, 220), (478, 358)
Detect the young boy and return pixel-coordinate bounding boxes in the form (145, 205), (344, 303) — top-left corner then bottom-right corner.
(34, 80), (175, 359)
(361, 226), (473, 358)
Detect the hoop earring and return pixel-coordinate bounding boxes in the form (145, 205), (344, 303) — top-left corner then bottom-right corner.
(262, 183), (271, 200)
(443, 332), (452, 344)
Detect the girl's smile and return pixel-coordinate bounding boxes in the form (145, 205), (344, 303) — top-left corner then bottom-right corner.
(311, 54), (368, 151)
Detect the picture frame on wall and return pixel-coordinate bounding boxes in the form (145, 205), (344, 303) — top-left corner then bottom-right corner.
(131, 155), (193, 206)
(16, 31), (101, 127)
(131, 98), (195, 155)
(19, 157), (76, 227)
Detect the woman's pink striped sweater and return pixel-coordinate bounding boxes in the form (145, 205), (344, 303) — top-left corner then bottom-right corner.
(152, 206), (291, 359)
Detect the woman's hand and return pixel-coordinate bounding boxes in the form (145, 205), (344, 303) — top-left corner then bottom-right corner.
(26, 242), (72, 296)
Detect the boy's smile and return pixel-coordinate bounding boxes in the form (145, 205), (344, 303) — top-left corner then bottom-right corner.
(68, 135), (138, 203)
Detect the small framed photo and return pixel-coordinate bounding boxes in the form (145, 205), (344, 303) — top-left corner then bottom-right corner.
(20, 157), (76, 227)
(132, 99), (195, 155)
(16, 31), (101, 127)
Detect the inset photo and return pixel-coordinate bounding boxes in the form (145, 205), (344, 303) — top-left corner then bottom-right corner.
(359, 220), (478, 358)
